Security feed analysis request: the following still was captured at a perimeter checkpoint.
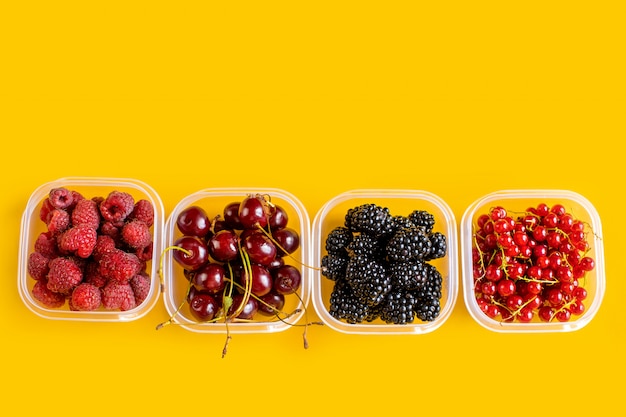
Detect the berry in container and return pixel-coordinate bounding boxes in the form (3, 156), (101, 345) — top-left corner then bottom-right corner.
(460, 190), (605, 333)
(18, 177), (164, 322)
(311, 189), (458, 335)
(160, 188), (311, 335)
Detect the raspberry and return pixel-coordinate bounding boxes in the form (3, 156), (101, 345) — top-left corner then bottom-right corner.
(102, 280), (136, 311)
(34, 231), (58, 258)
(129, 199), (154, 227)
(59, 225), (98, 258)
(129, 272), (151, 306)
(32, 280), (66, 308)
(121, 219), (152, 249)
(71, 198), (101, 229)
(83, 261), (108, 288)
(28, 251), (50, 281)
(46, 257), (83, 294)
(70, 283), (102, 311)
(49, 187), (74, 209)
(47, 208), (70, 235)
(135, 243), (153, 262)
(92, 234), (116, 262)
(39, 198), (54, 223)
(99, 191), (135, 223)
(99, 221), (121, 240)
(99, 249), (142, 283)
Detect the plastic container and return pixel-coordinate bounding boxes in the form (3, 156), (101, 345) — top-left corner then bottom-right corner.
(18, 177), (164, 321)
(311, 189), (458, 335)
(161, 188), (311, 334)
(461, 189), (605, 333)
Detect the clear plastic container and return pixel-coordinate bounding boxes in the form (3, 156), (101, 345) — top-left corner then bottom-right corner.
(18, 177), (164, 321)
(161, 188), (311, 334)
(311, 189), (458, 335)
(461, 189), (605, 333)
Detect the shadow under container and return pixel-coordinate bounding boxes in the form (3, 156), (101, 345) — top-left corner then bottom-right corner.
(18, 177), (165, 322)
(161, 188), (311, 334)
(461, 189), (605, 333)
(311, 189), (458, 335)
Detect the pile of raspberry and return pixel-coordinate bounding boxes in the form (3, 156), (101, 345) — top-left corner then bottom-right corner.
(26, 187), (154, 312)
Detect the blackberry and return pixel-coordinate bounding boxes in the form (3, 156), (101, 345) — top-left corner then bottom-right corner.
(346, 233), (383, 259)
(408, 210), (436, 234)
(414, 263), (443, 300)
(388, 215), (415, 234)
(385, 227), (432, 262)
(388, 259), (428, 291)
(345, 256), (392, 306)
(425, 231), (447, 261)
(414, 296), (441, 322)
(321, 253), (349, 281)
(329, 279), (370, 324)
(379, 288), (417, 324)
(325, 226), (353, 254)
(346, 204), (391, 237)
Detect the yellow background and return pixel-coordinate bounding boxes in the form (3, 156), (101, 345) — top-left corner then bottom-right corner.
(1, 1), (624, 415)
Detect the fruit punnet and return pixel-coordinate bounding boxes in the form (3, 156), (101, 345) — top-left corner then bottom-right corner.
(471, 203), (596, 323)
(321, 204), (447, 325)
(160, 194), (316, 356)
(27, 187), (155, 312)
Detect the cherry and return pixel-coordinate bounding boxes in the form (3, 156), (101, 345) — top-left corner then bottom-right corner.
(238, 194), (270, 229)
(268, 204), (289, 230)
(242, 230), (277, 266)
(189, 292), (219, 321)
(272, 227), (300, 256)
(257, 291), (286, 316)
(173, 236), (209, 271)
(207, 229), (240, 262)
(223, 201), (243, 230)
(239, 264), (273, 297)
(176, 205), (211, 237)
(192, 262), (226, 294)
(228, 294), (258, 319)
(272, 265), (302, 295)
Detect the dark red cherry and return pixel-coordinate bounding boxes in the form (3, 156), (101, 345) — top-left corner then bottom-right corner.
(238, 194), (269, 229)
(207, 229), (239, 262)
(268, 204), (289, 230)
(228, 294), (258, 319)
(257, 291), (285, 316)
(192, 262), (226, 294)
(242, 231), (277, 266)
(223, 202), (243, 230)
(176, 205), (211, 237)
(173, 236), (209, 271)
(189, 292), (219, 321)
(272, 227), (300, 255)
(240, 264), (273, 297)
(272, 265), (302, 294)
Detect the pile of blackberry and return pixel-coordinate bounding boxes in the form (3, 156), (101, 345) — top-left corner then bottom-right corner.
(321, 204), (446, 324)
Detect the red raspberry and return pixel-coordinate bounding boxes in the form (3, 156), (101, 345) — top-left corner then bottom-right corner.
(49, 187), (74, 209)
(70, 283), (102, 311)
(32, 279), (66, 308)
(129, 199), (154, 227)
(99, 221), (121, 240)
(59, 225), (98, 258)
(99, 191), (135, 223)
(102, 280), (136, 311)
(71, 198), (101, 229)
(39, 198), (54, 223)
(135, 243), (153, 262)
(83, 261), (108, 288)
(46, 257), (83, 294)
(47, 208), (70, 235)
(92, 235), (116, 262)
(121, 219), (152, 249)
(99, 249), (142, 283)
(34, 231), (58, 258)
(27, 251), (50, 281)
(129, 272), (151, 306)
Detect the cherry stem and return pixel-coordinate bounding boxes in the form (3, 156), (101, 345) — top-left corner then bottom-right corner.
(255, 225), (321, 272)
(155, 245), (194, 330)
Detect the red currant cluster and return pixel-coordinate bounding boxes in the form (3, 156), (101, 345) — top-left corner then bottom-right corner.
(472, 203), (595, 323)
